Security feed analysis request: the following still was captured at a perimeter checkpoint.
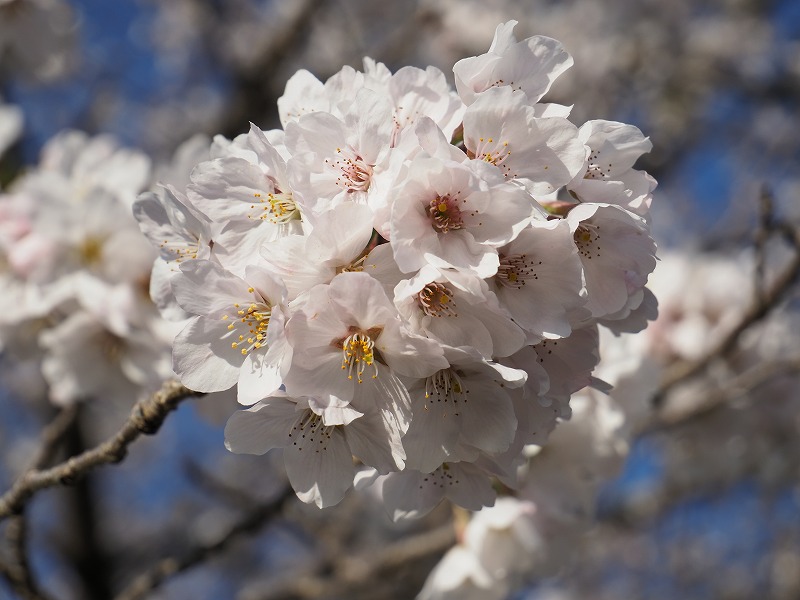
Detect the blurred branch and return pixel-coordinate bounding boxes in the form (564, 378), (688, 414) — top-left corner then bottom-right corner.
(62, 406), (114, 600)
(754, 186), (774, 308)
(216, 0), (329, 139)
(652, 218), (800, 407)
(114, 485), (295, 600)
(0, 381), (200, 522)
(0, 403), (78, 600)
(0, 518), (53, 600)
(643, 356), (800, 434)
(256, 522), (456, 600)
(183, 458), (264, 510)
(29, 404), (81, 468)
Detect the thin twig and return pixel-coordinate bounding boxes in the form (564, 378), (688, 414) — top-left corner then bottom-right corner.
(31, 404), (80, 469)
(1, 404), (79, 600)
(255, 522), (456, 600)
(216, 0), (329, 139)
(1, 517), (54, 600)
(753, 186), (774, 308)
(652, 221), (800, 407)
(0, 381), (199, 522)
(114, 486), (294, 600)
(642, 357), (800, 435)
(183, 458), (262, 510)
(0, 515), (53, 600)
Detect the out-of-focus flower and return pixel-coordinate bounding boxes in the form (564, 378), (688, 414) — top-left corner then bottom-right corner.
(0, 0), (77, 80)
(0, 101), (22, 159)
(0, 131), (175, 405)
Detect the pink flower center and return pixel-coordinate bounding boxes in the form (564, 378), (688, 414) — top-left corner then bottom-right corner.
(573, 223), (602, 260)
(424, 369), (468, 415)
(428, 194), (464, 233)
(328, 146), (373, 193)
(496, 254), (541, 289)
(417, 283), (458, 317)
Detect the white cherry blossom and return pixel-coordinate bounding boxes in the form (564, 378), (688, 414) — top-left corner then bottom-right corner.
(489, 219), (587, 342)
(170, 259), (290, 405)
(380, 461), (498, 521)
(566, 202), (657, 319)
(567, 119), (656, 216)
(225, 392), (404, 508)
(394, 265), (525, 359)
(453, 20), (573, 106)
(285, 87), (394, 219)
(283, 272), (447, 423)
(463, 86), (586, 196)
(400, 347), (522, 473)
(389, 155), (534, 277)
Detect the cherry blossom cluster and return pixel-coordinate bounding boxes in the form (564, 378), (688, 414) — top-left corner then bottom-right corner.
(418, 242), (800, 599)
(0, 131), (176, 405)
(419, 340), (634, 599)
(134, 21), (658, 513)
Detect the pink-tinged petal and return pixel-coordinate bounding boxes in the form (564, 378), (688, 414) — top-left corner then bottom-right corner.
(458, 378), (517, 455)
(188, 156), (282, 222)
(389, 66), (464, 142)
(284, 426), (354, 508)
(362, 243), (405, 297)
(493, 221), (585, 339)
(348, 88), (394, 162)
(344, 407), (405, 473)
(360, 368), (413, 435)
(327, 272), (397, 329)
(133, 186), (208, 264)
(382, 469), (446, 521)
(425, 310), (494, 358)
(464, 87), (585, 195)
(600, 286), (658, 334)
(283, 346), (355, 404)
(402, 388), (462, 473)
(376, 324), (448, 379)
(261, 234), (333, 300)
(224, 398), (300, 454)
(454, 22), (572, 106)
(243, 265), (287, 306)
(441, 462), (498, 511)
(173, 317), (241, 392)
(308, 395), (363, 426)
(312, 202), (375, 267)
(535, 325), (600, 417)
(568, 203), (657, 318)
(172, 260), (250, 316)
(237, 348), (285, 406)
(277, 69), (328, 127)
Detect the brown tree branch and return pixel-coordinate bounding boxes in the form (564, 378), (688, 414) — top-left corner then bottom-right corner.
(215, 0), (330, 139)
(30, 404), (80, 469)
(255, 522), (456, 600)
(114, 486), (295, 600)
(0, 381), (199, 522)
(642, 356), (800, 435)
(1, 403), (79, 600)
(753, 186), (774, 308)
(652, 221), (800, 407)
(1, 518), (53, 600)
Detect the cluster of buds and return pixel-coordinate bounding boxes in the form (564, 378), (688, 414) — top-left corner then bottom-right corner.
(134, 21), (658, 514)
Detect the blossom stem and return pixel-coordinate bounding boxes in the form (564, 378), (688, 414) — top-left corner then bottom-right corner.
(0, 381), (201, 522)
